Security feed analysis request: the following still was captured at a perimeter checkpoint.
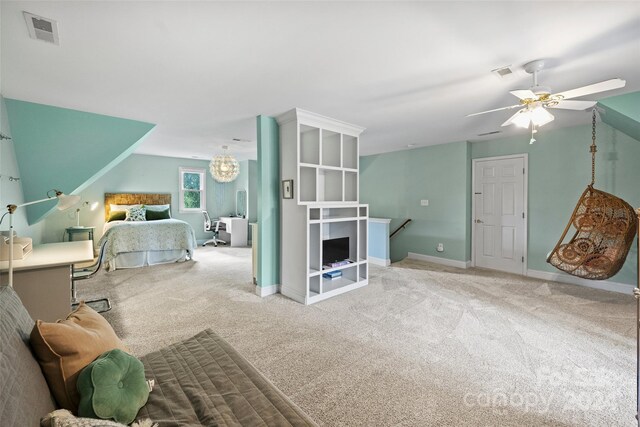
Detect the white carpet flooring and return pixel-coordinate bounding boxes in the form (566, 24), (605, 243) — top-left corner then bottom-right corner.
(79, 246), (636, 426)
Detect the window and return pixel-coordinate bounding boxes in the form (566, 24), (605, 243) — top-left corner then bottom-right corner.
(179, 167), (206, 213)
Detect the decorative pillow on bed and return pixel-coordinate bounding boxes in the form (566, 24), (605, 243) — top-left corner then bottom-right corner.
(110, 204), (141, 212)
(107, 210), (127, 222)
(144, 204), (171, 218)
(77, 349), (149, 425)
(145, 208), (170, 221)
(125, 206), (147, 222)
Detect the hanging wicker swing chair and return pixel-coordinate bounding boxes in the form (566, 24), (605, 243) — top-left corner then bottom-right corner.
(546, 110), (636, 280)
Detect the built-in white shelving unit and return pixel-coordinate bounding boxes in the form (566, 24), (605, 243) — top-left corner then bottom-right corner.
(278, 109), (368, 305)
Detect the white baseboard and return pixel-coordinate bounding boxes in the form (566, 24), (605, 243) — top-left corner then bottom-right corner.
(407, 252), (469, 269)
(369, 256), (390, 267)
(255, 284), (278, 297)
(526, 269), (634, 295)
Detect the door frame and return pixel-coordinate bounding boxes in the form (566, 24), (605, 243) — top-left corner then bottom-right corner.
(471, 153), (529, 274)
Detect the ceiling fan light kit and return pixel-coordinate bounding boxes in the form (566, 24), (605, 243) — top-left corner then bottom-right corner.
(468, 58), (626, 138)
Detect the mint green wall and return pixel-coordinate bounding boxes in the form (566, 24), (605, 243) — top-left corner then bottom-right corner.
(248, 160), (258, 224)
(360, 141), (469, 263)
(0, 96), (45, 244)
(256, 115), (279, 288)
(231, 159), (257, 241)
(600, 91), (640, 142)
(5, 99), (155, 224)
(42, 153), (234, 246)
(471, 122), (639, 285)
(360, 122), (639, 285)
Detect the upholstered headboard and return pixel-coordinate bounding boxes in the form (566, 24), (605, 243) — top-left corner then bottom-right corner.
(104, 193), (171, 219)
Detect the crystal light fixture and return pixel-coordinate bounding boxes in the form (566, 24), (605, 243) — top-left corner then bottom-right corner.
(209, 145), (240, 183)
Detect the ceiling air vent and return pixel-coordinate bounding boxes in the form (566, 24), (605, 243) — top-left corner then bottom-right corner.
(477, 130), (502, 137)
(23, 11), (59, 45)
(491, 65), (513, 79)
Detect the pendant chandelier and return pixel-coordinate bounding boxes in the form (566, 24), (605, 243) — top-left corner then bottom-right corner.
(209, 145), (240, 183)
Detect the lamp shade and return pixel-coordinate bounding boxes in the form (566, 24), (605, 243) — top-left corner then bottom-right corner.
(530, 107), (554, 126)
(56, 193), (81, 210)
(511, 110), (532, 129)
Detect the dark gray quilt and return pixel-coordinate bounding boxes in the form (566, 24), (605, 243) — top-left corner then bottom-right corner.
(138, 329), (317, 427)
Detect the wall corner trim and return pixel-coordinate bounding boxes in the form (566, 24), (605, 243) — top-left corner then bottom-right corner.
(526, 269), (633, 295)
(407, 252), (469, 269)
(369, 256), (391, 267)
(255, 284), (279, 297)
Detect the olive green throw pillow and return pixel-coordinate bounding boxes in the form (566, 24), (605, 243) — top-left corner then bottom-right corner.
(77, 349), (149, 425)
(145, 208), (170, 221)
(107, 210), (126, 222)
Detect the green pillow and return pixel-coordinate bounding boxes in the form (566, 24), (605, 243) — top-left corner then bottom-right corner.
(145, 208), (170, 221)
(77, 349), (149, 425)
(107, 210), (126, 222)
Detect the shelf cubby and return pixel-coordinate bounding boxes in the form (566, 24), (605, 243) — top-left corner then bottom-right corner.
(322, 207), (358, 220)
(345, 171), (358, 202)
(322, 130), (341, 168)
(359, 264), (368, 282)
(319, 169), (343, 202)
(300, 125), (320, 165)
(359, 219), (367, 261)
(299, 167), (317, 202)
(343, 135), (358, 169)
(309, 223), (321, 272)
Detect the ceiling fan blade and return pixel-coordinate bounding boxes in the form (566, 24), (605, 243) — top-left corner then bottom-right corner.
(501, 109), (525, 127)
(553, 78), (626, 100)
(510, 89), (537, 100)
(548, 100), (597, 110)
(466, 104), (522, 117)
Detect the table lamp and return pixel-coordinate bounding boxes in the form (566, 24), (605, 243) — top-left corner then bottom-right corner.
(74, 201), (99, 227)
(4, 189), (80, 287)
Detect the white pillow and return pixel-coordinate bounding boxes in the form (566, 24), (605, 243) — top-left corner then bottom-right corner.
(110, 204), (141, 212)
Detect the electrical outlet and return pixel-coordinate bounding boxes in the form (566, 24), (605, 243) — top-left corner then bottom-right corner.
(437, 243), (444, 252)
(420, 199), (429, 206)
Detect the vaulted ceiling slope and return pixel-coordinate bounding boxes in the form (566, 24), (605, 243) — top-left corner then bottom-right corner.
(5, 99), (154, 224)
(600, 92), (640, 142)
(1, 1), (639, 160)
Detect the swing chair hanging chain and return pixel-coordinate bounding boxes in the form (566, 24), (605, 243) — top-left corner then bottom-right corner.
(590, 108), (597, 186)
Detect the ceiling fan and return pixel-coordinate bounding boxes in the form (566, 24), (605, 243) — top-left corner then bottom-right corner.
(467, 59), (626, 132)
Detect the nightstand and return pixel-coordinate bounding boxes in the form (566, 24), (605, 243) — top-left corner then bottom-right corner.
(65, 226), (95, 243)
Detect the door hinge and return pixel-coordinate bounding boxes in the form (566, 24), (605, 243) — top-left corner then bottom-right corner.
(523, 168), (525, 174)
(522, 256), (524, 262)
(522, 212), (525, 219)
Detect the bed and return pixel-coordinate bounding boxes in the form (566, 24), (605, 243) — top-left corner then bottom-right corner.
(98, 193), (197, 271)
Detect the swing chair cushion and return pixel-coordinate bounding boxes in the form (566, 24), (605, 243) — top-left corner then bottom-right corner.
(547, 185), (637, 280)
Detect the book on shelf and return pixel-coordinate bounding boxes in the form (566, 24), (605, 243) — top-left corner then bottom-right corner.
(322, 259), (352, 269)
(322, 270), (342, 280)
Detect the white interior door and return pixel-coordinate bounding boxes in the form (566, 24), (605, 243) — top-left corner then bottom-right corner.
(473, 156), (526, 275)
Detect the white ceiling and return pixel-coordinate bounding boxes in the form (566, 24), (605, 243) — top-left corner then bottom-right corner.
(2, 1), (639, 161)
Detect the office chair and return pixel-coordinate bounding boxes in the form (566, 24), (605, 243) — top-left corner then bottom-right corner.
(71, 240), (111, 313)
(202, 211), (227, 247)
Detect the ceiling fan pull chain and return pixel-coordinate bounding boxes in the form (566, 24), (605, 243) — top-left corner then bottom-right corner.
(590, 108), (597, 186)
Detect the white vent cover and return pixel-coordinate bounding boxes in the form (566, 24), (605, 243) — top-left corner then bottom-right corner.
(491, 65), (513, 79)
(477, 130), (502, 137)
(23, 11), (59, 45)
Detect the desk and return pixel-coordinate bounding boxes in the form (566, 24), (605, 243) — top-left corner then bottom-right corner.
(66, 226), (95, 243)
(219, 217), (248, 247)
(0, 241), (94, 322)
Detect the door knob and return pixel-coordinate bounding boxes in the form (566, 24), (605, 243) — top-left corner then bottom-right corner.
(475, 219), (483, 224)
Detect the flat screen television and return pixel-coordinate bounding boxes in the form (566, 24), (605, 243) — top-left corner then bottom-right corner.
(322, 237), (350, 265)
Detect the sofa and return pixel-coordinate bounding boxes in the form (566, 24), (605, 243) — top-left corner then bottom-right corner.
(0, 285), (317, 426)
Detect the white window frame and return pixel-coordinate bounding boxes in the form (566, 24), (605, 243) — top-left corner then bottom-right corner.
(179, 167), (206, 213)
